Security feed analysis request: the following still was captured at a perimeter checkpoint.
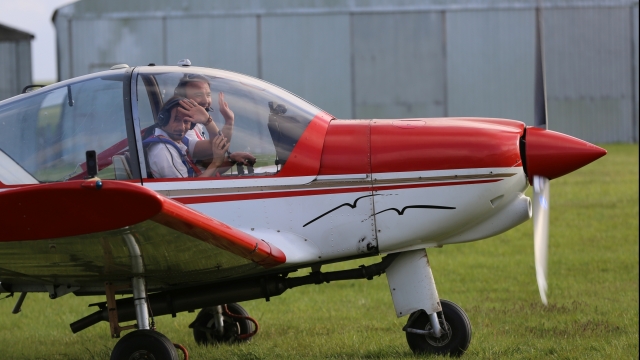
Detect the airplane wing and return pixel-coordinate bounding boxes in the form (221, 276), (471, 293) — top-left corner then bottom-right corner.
(0, 180), (286, 289)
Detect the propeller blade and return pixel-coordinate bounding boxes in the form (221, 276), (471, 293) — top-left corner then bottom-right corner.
(534, 2), (548, 130)
(532, 175), (550, 305)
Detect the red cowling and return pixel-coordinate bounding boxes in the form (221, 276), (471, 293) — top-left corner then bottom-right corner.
(525, 127), (607, 184)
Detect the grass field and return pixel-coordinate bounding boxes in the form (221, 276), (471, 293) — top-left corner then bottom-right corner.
(0, 144), (637, 360)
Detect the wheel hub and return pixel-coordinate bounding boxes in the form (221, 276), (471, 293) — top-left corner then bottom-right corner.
(204, 315), (240, 342)
(424, 320), (452, 346)
(128, 350), (156, 360)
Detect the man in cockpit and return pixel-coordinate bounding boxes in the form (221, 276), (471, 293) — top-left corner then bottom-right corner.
(173, 74), (255, 167)
(145, 96), (231, 178)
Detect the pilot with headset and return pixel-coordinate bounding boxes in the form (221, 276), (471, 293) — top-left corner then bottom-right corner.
(173, 74), (255, 168)
(144, 96), (231, 178)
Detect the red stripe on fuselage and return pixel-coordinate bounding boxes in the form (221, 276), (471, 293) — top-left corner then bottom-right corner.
(174, 178), (500, 204)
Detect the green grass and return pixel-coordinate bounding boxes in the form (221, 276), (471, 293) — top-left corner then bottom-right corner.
(0, 144), (637, 359)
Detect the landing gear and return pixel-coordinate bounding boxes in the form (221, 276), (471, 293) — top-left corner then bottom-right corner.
(404, 299), (472, 357)
(110, 330), (178, 360)
(108, 233), (182, 360)
(190, 303), (256, 345)
(385, 249), (472, 356)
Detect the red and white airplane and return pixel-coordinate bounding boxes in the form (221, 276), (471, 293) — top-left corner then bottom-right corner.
(0, 38), (605, 359)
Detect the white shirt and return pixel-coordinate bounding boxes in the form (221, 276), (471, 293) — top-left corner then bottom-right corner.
(184, 123), (208, 160)
(147, 128), (190, 178)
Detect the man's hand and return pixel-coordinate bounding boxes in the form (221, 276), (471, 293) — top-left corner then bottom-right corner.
(178, 99), (209, 124)
(218, 92), (234, 124)
(211, 135), (230, 166)
(230, 152), (256, 166)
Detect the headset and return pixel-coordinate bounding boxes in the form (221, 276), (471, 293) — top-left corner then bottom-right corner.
(155, 96), (197, 130)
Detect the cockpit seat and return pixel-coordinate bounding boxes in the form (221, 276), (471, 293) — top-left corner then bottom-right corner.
(112, 154), (133, 180)
(267, 102), (306, 167)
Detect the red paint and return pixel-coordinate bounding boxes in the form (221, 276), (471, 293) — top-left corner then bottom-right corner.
(0, 180), (285, 268)
(319, 120), (371, 175)
(525, 127), (607, 184)
(277, 112), (332, 177)
(0, 181), (30, 189)
(392, 120), (425, 129)
(0, 180), (163, 242)
(371, 118), (525, 173)
(175, 178), (500, 204)
(372, 179), (501, 192)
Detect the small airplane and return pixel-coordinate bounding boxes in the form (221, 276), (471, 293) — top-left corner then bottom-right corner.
(0, 22), (606, 360)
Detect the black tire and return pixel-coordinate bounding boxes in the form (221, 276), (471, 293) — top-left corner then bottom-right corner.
(110, 329), (178, 360)
(191, 303), (254, 345)
(405, 299), (472, 357)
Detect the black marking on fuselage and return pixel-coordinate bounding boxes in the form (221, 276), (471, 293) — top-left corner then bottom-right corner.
(374, 205), (456, 216)
(303, 194), (378, 227)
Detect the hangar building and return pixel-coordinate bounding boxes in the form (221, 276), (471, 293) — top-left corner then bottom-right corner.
(0, 23), (33, 101)
(53, 0), (639, 143)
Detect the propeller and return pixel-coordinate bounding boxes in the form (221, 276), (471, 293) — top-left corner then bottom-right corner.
(532, 175), (549, 305)
(525, 3), (606, 303)
(533, 1), (550, 305)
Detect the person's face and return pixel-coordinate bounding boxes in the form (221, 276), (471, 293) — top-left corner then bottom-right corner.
(161, 107), (191, 141)
(185, 81), (212, 109)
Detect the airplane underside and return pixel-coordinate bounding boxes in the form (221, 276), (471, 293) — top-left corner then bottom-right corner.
(0, 166), (532, 358)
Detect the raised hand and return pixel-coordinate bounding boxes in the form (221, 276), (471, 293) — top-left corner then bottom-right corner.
(211, 135), (230, 166)
(178, 99), (209, 124)
(218, 92), (234, 123)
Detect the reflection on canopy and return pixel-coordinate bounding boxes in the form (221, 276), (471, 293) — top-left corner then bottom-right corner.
(136, 67), (323, 177)
(0, 66), (328, 183)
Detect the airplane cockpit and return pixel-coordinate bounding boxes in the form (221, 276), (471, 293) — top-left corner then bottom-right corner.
(0, 65), (328, 184)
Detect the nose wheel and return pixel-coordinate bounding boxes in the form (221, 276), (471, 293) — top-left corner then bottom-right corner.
(404, 299), (472, 357)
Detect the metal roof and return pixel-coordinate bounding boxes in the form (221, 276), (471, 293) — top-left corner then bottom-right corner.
(53, 0), (638, 20)
(0, 23), (34, 42)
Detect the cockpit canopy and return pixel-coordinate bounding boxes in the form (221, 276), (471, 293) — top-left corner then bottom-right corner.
(0, 66), (326, 184)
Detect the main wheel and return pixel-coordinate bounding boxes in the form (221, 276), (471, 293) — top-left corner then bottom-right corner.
(190, 303), (254, 345)
(405, 299), (472, 357)
(110, 329), (178, 360)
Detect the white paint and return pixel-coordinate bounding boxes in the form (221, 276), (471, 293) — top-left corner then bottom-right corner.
(374, 167), (528, 252)
(245, 229), (321, 265)
(386, 249), (442, 317)
(0, 149), (38, 184)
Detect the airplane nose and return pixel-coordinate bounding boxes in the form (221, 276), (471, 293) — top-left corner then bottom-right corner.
(524, 126), (607, 184)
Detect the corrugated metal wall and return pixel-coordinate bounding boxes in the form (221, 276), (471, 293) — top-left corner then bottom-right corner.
(0, 40), (32, 101)
(262, 14), (352, 118)
(446, 9), (536, 124)
(543, 7), (636, 143)
(166, 16), (258, 76)
(353, 12), (446, 119)
(53, 0), (639, 143)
